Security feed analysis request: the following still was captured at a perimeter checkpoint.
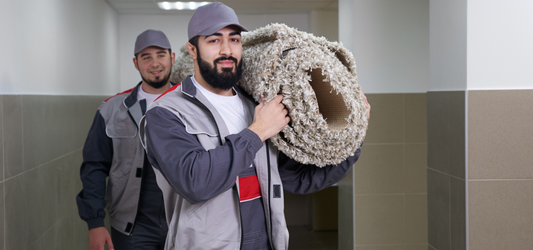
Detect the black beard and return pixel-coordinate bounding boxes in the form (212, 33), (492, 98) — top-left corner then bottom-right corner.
(197, 50), (243, 91)
(140, 70), (171, 89)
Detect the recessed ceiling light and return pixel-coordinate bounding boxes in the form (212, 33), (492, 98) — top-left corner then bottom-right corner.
(157, 1), (212, 10)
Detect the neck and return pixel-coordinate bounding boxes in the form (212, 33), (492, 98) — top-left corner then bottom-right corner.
(141, 81), (171, 94)
(193, 70), (234, 97)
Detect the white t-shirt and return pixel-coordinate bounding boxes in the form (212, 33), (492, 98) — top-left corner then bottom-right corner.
(137, 84), (162, 105)
(191, 77), (252, 134)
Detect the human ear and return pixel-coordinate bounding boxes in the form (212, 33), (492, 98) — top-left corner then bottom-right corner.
(186, 42), (198, 60)
(133, 57), (139, 71)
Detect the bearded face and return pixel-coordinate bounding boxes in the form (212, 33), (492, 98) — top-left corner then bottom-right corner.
(135, 47), (174, 89)
(196, 46), (243, 91)
(140, 67), (172, 89)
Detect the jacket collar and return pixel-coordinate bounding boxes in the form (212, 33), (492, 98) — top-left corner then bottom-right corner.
(181, 75), (255, 104)
(124, 82), (142, 108)
(181, 76), (197, 97)
(124, 81), (177, 127)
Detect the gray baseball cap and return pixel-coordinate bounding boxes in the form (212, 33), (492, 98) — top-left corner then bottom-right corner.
(188, 2), (248, 40)
(134, 29), (171, 55)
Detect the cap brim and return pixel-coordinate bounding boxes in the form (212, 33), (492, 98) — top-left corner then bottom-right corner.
(135, 43), (172, 55)
(197, 22), (248, 37)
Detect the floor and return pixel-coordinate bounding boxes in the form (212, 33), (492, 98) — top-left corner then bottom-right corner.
(288, 226), (338, 250)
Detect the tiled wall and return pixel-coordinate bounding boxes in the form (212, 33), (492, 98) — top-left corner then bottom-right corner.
(339, 166), (355, 249)
(354, 93), (428, 250)
(427, 90), (533, 250)
(467, 90), (533, 250)
(427, 91), (466, 250)
(0, 95), (105, 250)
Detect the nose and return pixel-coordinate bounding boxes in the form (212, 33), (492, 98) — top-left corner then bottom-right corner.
(220, 40), (232, 57)
(150, 58), (161, 68)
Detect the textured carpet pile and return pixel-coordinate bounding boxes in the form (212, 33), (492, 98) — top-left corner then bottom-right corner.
(171, 23), (368, 167)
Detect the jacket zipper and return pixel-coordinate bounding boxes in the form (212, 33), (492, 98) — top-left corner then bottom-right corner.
(266, 141), (274, 249)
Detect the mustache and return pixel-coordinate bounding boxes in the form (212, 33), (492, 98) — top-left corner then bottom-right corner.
(214, 56), (238, 65)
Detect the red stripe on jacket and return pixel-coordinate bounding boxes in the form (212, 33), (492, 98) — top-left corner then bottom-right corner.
(154, 83), (181, 102)
(238, 175), (261, 202)
(104, 88), (134, 103)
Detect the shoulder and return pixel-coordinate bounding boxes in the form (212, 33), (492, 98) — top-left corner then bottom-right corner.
(103, 88), (133, 104)
(97, 88), (136, 117)
(154, 83), (182, 102)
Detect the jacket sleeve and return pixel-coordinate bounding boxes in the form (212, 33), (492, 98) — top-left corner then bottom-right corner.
(144, 106), (264, 204)
(278, 144), (362, 194)
(76, 110), (113, 230)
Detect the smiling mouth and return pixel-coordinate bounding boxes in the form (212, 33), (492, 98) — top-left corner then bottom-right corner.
(218, 60), (234, 68)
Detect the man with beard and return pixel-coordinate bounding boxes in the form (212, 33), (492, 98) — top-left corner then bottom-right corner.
(77, 29), (174, 250)
(141, 3), (365, 250)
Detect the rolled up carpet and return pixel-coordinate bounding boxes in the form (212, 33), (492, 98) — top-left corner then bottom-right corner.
(170, 23), (368, 167)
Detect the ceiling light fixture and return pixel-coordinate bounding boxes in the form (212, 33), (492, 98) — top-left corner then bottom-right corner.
(157, 1), (212, 10)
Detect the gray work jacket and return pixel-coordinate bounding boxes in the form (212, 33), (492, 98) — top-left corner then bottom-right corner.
(77, 84), (147, 235)
(140, 76), (360, 250)
(141, 76), (289, 249)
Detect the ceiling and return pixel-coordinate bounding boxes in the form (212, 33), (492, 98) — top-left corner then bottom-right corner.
(105, 0), (338, 14)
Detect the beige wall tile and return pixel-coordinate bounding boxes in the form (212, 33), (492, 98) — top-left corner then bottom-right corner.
(404, 245), (428, 250)
(450, 178), (466, 250)
(364, 94), (404, 144)
(2, 95), (105, 250)
(63, 96), (105, 152)
(405, 194), (428, 244)
(405, 94), (427, 143)
(356, 245), (406, 250)
(405, 144), (428, 193)
(427, 91), (465, 178)
(469, 180), (533, 250)
(355, 194), (405, 245)
(427, 92), (451, 175)
(339, 168), (354, 250)
(427, 169), (450, 250)
(5, 169), (38, 249)
(447, 92), (465, 179)
(468, 90), (533, 179)
(0, 182), (4, 250)
(0, 95), (3, 181)
(355, 144), (404, 195)
(23, 96), (66, 170)
(2, 95), (24, 178)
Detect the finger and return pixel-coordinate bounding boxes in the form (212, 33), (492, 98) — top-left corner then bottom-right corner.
(272, 94), (284, 103)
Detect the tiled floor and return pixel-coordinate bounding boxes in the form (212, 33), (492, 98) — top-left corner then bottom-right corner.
(288, 226), (338, 250)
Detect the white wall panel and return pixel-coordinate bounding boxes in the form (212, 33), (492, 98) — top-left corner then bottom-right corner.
(340, 0), (429, 94)
(0, 0), (119, 95)
(467, 0), (533, 90)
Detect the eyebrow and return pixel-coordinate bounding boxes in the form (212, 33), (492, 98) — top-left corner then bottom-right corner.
(139, 52), (151, 58)
(203, 31), (241, 39)
(140, 50), (167, 58)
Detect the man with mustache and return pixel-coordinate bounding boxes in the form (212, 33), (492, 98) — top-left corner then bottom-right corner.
(77, 29), (175, 250)
(141, 3), (365, 250)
